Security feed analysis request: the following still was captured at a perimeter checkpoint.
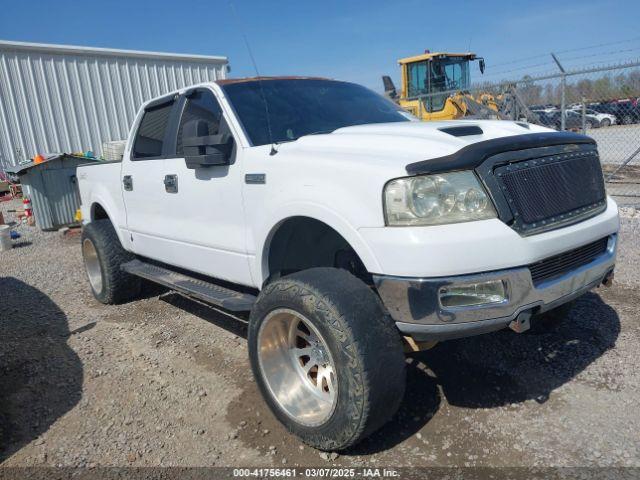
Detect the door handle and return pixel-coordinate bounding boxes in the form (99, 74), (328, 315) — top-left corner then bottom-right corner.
(164, 174), (178, 193)
(122, 175), (133, 191)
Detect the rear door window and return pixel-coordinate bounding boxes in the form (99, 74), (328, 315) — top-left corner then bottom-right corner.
(132, 100), (174, 159)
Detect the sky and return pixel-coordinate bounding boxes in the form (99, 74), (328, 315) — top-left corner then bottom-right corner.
(1, 0), (639, 91)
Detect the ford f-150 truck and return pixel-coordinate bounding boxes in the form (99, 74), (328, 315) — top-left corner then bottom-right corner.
(77, 77), (618, 451)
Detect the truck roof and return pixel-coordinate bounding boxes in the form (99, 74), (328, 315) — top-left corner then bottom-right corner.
(139, 77), (338, 111)
(216, 76), (330, 85)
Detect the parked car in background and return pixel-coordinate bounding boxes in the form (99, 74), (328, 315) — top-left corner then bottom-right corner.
(532, 110), (586, 130)
(613, 101), (640, 124)
(590, 103), (621, 123)
(531, 110), (559, 129)
(566, 110), (600, 129)
(591, 101), (640, 125)
(530, 105), (558, 113)
(570, 106), (617, 127)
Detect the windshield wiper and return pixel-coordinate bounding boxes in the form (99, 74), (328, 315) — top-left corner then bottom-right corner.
(273, 129), (336, 145)
(298, 129), (336, 139)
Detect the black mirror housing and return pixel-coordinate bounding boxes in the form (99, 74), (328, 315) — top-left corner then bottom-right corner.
(183, 119), (233, 169)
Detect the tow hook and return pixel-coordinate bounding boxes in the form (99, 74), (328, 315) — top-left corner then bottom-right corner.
(402, 336), (438, 353)
(602, 270), (615, 288)
(509, 310), (532, 333)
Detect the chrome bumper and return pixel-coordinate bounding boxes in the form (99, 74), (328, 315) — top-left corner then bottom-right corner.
(373, 235), (617, 341)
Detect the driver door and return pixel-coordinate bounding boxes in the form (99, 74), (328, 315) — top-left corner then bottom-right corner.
(158, 87), (251, 286)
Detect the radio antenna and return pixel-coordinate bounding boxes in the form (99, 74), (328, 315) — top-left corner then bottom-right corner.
(229, 1), (278, 155)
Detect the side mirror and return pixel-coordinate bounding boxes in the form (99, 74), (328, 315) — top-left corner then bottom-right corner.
(183, 119), (233, 169)
(479, 58), (486, 75)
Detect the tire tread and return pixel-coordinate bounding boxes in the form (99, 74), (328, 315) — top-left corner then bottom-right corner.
(248, 267), (405, 450)
(82, 220), (140, 304)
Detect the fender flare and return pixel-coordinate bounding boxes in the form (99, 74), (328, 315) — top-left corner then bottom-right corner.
(253, 202), (382, 285)
(85, 189), (128, 248)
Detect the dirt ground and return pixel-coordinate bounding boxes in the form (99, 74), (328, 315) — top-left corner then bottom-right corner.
(1, 197), (639, 470)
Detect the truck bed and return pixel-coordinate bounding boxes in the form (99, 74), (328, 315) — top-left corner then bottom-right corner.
(77, 161), (125, 231)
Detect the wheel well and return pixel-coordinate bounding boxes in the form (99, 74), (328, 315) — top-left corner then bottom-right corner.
(91, 203), (109, 221)
(266, 217), (370, 285)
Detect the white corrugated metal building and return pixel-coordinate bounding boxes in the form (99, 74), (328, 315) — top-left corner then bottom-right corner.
(0, 40), (228, 173)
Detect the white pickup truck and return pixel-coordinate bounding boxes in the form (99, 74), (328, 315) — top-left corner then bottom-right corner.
(77, 77), (619, 450)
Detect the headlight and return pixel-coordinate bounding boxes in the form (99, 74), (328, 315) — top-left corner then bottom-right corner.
(384, 171), (496, 226)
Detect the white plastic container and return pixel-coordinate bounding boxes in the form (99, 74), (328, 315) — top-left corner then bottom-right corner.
(0, 224), (11, 251)
(102, 140), (127, 161)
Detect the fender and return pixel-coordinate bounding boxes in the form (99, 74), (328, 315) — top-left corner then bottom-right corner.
(86, 187), (130, 249)
(252, 201), (383, 286)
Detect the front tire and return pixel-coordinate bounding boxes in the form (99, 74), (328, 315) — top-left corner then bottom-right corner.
(81, 220), (141, 304)
(248, 268), (406, 451)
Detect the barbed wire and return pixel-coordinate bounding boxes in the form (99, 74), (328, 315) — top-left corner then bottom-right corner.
(481, 47), (640, 81)
(482, 61), (556, 79)
(471, 58), (640, 88)
(555, 36), (640, 55)
(487, 53), (550, 69)
(559, 47), (640, 64)
(487, 36), (640, 70)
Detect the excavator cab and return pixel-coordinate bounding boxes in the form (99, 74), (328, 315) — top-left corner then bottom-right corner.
(405, 53), (474, 108)
(384, 51), (492, 121)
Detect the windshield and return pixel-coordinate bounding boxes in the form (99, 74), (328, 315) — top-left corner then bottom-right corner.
(407, 57), (470, 97)
(407, 57), (470, 112)
(222, 79), (410, 146)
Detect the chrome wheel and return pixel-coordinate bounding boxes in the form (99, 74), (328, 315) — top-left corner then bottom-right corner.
(82, 238), (103, 294)
(257, 309), (337, 426)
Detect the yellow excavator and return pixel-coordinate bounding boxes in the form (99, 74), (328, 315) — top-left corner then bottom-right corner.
(383, 51), (506, 121)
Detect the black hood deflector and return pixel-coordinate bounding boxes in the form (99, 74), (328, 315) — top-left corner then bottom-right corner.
(405, 131), (596, 175)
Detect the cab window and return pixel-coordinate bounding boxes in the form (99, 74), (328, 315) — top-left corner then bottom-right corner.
(407, 61), (428, 98)
(132, 100), (174, 159)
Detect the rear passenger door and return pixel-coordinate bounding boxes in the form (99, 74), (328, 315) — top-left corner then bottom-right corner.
(122, 95), (178, 256)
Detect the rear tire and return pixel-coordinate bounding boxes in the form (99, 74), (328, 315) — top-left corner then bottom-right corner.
(81, 220), (141, 304)
(248, 267), (406, 451)
(601, 118), (611, 127)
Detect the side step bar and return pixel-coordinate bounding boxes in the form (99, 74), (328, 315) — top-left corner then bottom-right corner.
(121, 259), (256, 311)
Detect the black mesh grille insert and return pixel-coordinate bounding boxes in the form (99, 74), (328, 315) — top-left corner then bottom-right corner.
(529, 237), (609, 284)
(495, 150), (606, 234)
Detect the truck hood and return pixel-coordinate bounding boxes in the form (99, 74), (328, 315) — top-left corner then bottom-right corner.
(280, 120), (551, 164)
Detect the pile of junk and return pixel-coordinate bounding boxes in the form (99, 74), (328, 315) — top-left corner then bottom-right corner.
(1, 152), (99, 251)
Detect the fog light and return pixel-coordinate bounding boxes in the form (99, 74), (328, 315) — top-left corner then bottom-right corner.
(439, 280), (507, 308)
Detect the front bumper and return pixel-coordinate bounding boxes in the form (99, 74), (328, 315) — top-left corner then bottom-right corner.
(374, 234), (617, 341)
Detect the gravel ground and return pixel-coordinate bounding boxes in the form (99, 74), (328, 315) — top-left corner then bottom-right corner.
(1, 196), (639, 469)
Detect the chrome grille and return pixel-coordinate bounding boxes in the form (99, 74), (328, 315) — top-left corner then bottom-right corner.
(529, 237), (609, 285)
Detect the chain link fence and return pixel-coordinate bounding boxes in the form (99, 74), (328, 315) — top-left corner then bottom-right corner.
(413, 61), (640, 204)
